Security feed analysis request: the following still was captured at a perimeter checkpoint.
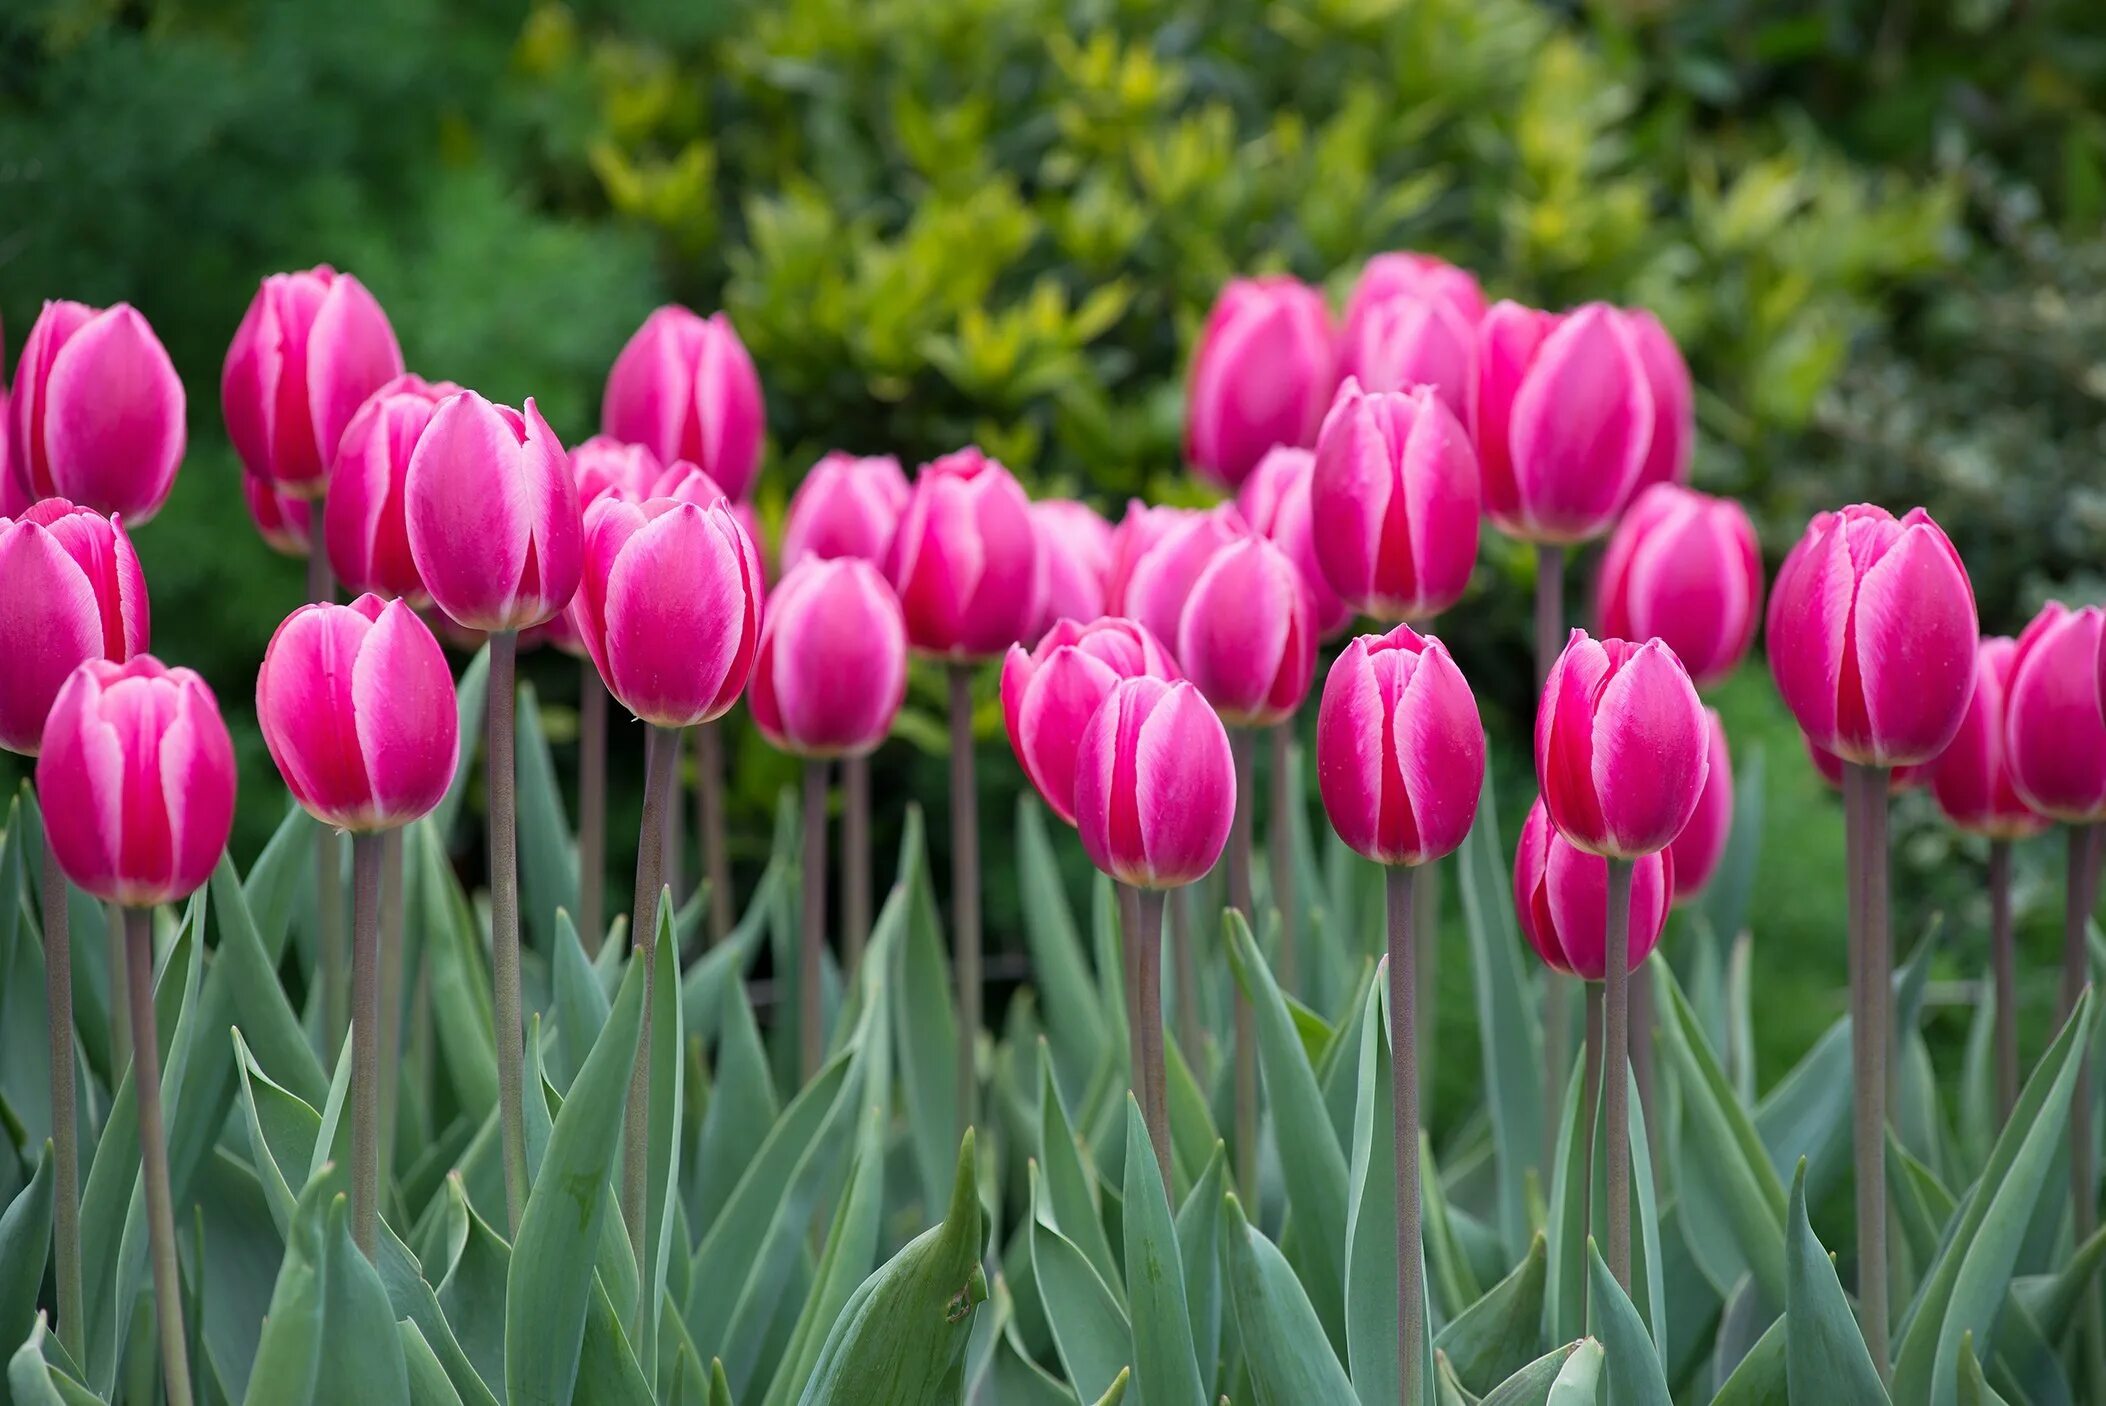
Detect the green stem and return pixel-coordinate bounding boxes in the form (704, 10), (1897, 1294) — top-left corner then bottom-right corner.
(40, 836), (83, 1362)
(1389, 864), (1424, 1406)
(310, 549), (346, 1060)
(802, 760), (830, 1081)
(1603, 858), (1634, 1291)
(698, 721), (733, 943)
(623, 724), (679, 1306)
(488, 629), (528, 1233)
(1846, 762), (1891, 1378)
(378, 828), (406, 1204)
(1135, 887), (1172, 1196)
(1228, 728), (1259, 1202)
(126, 908), (192, 1406)
(104, 901), (130, 1079)
(949, 664), (981, 1131)
(1268, 722), (1297, 994)
(1988, 840), (2016, 1121)
(1119, 883), (1148, 1129)
(350, 832), (384, 1258)
(2064, 823), (2101, 1392)
(842, 752), (872, 976)
(578, 657), (607, 955)
(1172, 888), (1202, 1076)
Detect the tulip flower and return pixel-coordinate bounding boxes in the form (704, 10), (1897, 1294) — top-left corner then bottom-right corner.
(1237, 447), (1352, 639)
(1335, 287), (1474, 415)
(244, 475), (314, 558)
(1669, 709), (1735, 901)
(1033, 499), (1114, 634)
(653, 459), (765, 578)
(222, 267), (405, 499)
(602, 306), (766, 500)
(569, 435), (664, 504)
(1002, 616), (1180, 826)
(781, 451), (911, 573)
(1309, 379), (1481, 623)
(1514, 798), (1674, 980)
(1179, 535), (1315, 729)
(1103, 501), (1190, 618)
(1594, 484), (1762, 689)
(1114, 502), (1248, 657)
(1185, 275), (1335, 490)
(10, 301), (186, 525)
(1627, 310), (1694, 492)
(324, 374), (462, 606)
(1342, 252), (1487, 337)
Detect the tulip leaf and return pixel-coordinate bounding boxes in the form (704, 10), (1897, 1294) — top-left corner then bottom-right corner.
(1543, 1337), (1603, 1406)
(400, 1320), (466, 1406)
(0, 1143), (55, 1363)
(887, 814), (959, 1219)
(1040, 1046), (1123, 1305)
(1122, 1094), (1206, 1406)
(1028, 1160), (1131, 1403)
(1175, 1141), (1227, 1391)
(1957, 1333), (2011, 1406)
(691, 976), (778, 1238)
(1541, 1060), (1590, 1347)
(1783, 1159), (1889, 1404)
(432, 643), (491, 844)
(514, 679), (581, 955)
(7, 1314), (103, 1406)
(1584, 1241), (1670, 1406)
(1435, 1232), (1548, 1394)
(1017, 798), (1112, 1101)
(641, 898), (686, 1377)
(412, 818), (499, 1115)
(1709, 1311), (1787, 1405)
(1475, 1341), (1579, 1406)
(756, 1099), (888, 1406)
(242, 1176), (410, 1406)
(552, 908), (612, 1093)
(1585, 1060), (1666, 1359)
(1223, 1190), (1357, 1405)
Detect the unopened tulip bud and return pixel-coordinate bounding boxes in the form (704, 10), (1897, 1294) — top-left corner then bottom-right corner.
(1074, 677), (1235, 889)
(1335, 289), (1474, 414)
(1178, 535), (1316, 728)
(324, 374), (462, 604)
(569, 435), (665, 507)
(1002, 617), (1180, 826)
(1536, 630), (1709, 859)
(1033, 499), (1114, 635)
(781, 452), (910, 572)
(11, 301), (186, 525)
(888, 447), (1040, 660)
(1594, 484), (1762, 689)
(1514, 798), (1673, 979)
(244, 476), (313, 558)
(602, 306), (766, 499)
(1185, 276), (1334, 490)
(1928, 636), (2045, 840)
(1115, 503), (1247, 657)
(1342, 252), (1486, 336)
(1669, 709), (1735, 900)
(1238, 447), (1351, 638)
(1627, 310), (1694, 492)
(2006, 603), (2106, 824)
(1103, 501), (1191, 619)
(0, 500), (150, 755)
(750, 558), (907, 758)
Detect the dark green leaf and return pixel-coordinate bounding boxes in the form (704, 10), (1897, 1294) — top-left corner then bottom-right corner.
(1222, 1191), (1356, 1404)
(1785, 1160), (1888, 1404)
(1123, 1095), (1205, 1406)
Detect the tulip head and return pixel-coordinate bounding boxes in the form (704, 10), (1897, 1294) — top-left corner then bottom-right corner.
(1594, 483), (1763, 689)
(1184, 275), (1335, 490)
(1103, 501), (1191, 620)
(1335, 288), (1474, 416)
(602, 306), (765, 499)
(257, 595), (459, 832)
(1310, 379), (1481, 623)
(1514, 798), (1673, 980)
(222, 267), (404, 499)
(749, 558), (907, 759)
(1032, 499), (1114, 636)
(1002, 616), (1180, 827)
(780, 452), (910, 574)
(888, 447), (1041, 660)
(36, 655), (236, 907)
(11, 300), (186, 525)
(244, 475), (313, 558)
(1767, 503), (1978, 768)
(1178, 535), (1316, 728)
(1342, 253), (1487, 336)
(569, 435), (666, 508)
(1238, 447), (1352, 638)
(2005, 603), (2106, 824)
(1535, 630), (1710, 859)
(1315, 623), (1485, 867)
(1626, 310), (1694, 492)
(0, 499), (151, 755)
(1669, 709), (1735, 901)
(1114, 503), (1248, 656)
(324, 374), (462, 605)
(1927, 636), (2046, 839)
(1074, 677), (1236, 890)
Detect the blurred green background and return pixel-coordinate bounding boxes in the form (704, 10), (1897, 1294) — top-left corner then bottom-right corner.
(5, 0), (2103, 1111)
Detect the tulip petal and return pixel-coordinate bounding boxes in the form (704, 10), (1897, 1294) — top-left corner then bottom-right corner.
(43, 306), (185, 523)
(407, 395), (532, 630)
(1850, 523), (1979, 766)
(354, 602), (458, 822)
(1505, 307), (1652, 542)
(0, 525), (105, 754)
(1589, 642), (1708, 856)
(604, 504), (746, 727)
(259, 605), (375, 825)
(305, 275), (404, 473)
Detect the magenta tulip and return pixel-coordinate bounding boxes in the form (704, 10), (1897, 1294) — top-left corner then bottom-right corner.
(324, 374), (462, 605)
(781, 452), (911, 573)
(404, 392), (583, 633)
(1669, 709), (1735, 900)
(1594, 483), (1762, 688)
(1184, 275), (1335, 490)
(257, 595), (459, 832)
(1114, 503), (1248, 657)
(1929, 636), (2045, 839)
(1002, 617), (1180, 827)
(222, 268), (404, 499)
(244, 475), (314, 559)
(36, 656), (235, 906)
(1310, 379), (1481, 622)
(0, 500), (151, 755)
(1033, 499), (1114, 634)
(10, 301), (186, 525)
(1103, 501), (1191, 619)
(1472, 302), (1654, 545)
(1073, 676), (1235, 889)
(1536, 630), (1709, 859)
(1804, 737), (1925, 795)
(1178, 535), (1316, 728)
(570, 435), (666, 507)
(1315, 623), (1485, 866)
(1627, 310), (1694, 492)
(1237, 447), (1351, 638)
(1767, 504), (1978, 768)
(749, 558), (906, 758)
(1514, 798), (1673, 979)
(2005, 603), (2106, 823)
(1342, 252), (1487, 338)
(1335, 287), (1474, 415)
(602, 306), (766, 500)
(571, 495), (762, 728)
(887, 447), (1041, 660)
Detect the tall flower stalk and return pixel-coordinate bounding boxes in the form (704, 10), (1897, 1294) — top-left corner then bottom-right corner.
(486, 629), (529, 1227)
(697, 721), (733, 941)
(949, 664), (982, 1128)
(577, 659), (608, 952)
(622, 725), (679, 1281)
(40, 837), (84, 1360)
(1226, 729), (1259, 1198)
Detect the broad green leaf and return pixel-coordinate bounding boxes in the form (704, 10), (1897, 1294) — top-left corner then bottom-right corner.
(1543, 1337), (1603, 1406)
(691, 978), (778, 1238)
(0, 1145), (55, 1364)
(1424, 1130), (1483, 1318)
(1456, 788), (1542, 1260)
(1586, 1242), (1670, 1406)
(887, 818), (958, 1218)
(1343, 958), (1421, 1406)
(1584, 1064), (1665, 1359)
(642, 900), (686, 1377)
(7, 1315), (102, 1406)
(2009, 1224), (2106, 1344)
(436, 1179), (510, 1399)
(1040, 1045), (1122, 1305)
(1163, 1037), (1219, 1187)
(1956, 977), (1996, 1182)
(212, 852), (329, 1102)
(757, 1108), (887, 1406)
(233, 1029), (322, 1234)
(1957, 1333), (2011, 1406)
(1028, 1162), (1130, 1403)
(1435, 1233), (1547, 1395)
(1175, 1143), (1226, 1392)
(432, 643), (491, 843)
(413, 819), (499, 1114)
(1477, 1342), (1580, 1406)
(1223, 1192), (1357, 1404)
(1540, 1062), (1589, 1347)
(1700, 746), (1764, 948)
(1123, 1095), (1205, 1406)
(1784, 1160), (1888, 1404)
(1434, 1350), (1480, 1406)
(1017, 798), (1111, 1099)
(552, 909), (612, 1093)
(1887, 1129), (1956, 1272)
(1709, 1312), (1787, 1405)
(400, 1320), (467, 1406)
(515, 680), (581, 955)
(243, 1178), (411, 1405)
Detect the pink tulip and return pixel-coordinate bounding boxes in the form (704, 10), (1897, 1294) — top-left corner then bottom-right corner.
(1594, 483), (1762, 688)
(244, 475), (314, 558)
(0, 500), (150, 755)
(1033, 499), (1114, 634)
(1002, 617), (1180, 826)
(780, 452), (911, 573)
(1627, 310), (1694, 492)
(1342, 253), (1487, 336)
(1669, 709), (1735, 900)
(1335, 289), (1474, 415)
(1114, 503), (1248, 657)
(749, 558), (906, 758)
(602, 306), (766, 499)
(1514, 798), (1673, 980)
(10, 301), (186, 525)
(1103, 501), (1191, 619)
(1803, 737), (1926, 795)
(1767, 504), (1978, 768)
(571, 495), (762, 728)
(1315, 623), (1485, 866)
(1178, 535), (1316, 728)
(222, 268), (404, 499)
(257, 595), (459, 832)
(888, 447), (1041, 660)
(404, 392), (582, 633)
(569, 435), (666, 507)
(1238, 447), (1352, 638)
(1184, 275), (1335, 490)
(1471, 301), (1654, 545)
(324, 374), (462, 605)
(1310, 379), (1481, 623)
(2005, 603), (2106, 824)
(1074, 676), (1235, 889)
(36, 656), (235, 907)
(1536, 630), (1709, 858)
(1929, 636), (2045, 840)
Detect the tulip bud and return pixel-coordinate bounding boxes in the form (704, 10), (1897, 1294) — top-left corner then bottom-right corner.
(749, 558), (907, 758)
(1627, 310), (1694, 492)
(1179, 535), (1316, 728)
(244, 475), (313, 558)
(602, 306), (766, 499)
(1114, 503), (1247, 657)
(1471, 302), (1654, 545)
(1237, 447), (1351, 638)
(1184, 275), (1335, 490)
(569, 435), (665, 507)
(1594, 484), (1762, 689)
(1032, 499), (1114, 635)
(650, 461), (767, 578)
(1767, 504), (1978, 768)
(324, 374), (462, 604)
(1514, 798), (1673, 980)
(1103, 501), (1191, 619)
(36, 656), (236, 907)
(1342, 252), (1487, 337)
(1335, 289), (1474, 414)
(2005, 603), (2106, 824)
(1669, 709), (1735, 900)
(404, 392), (583, 632)
(257, 595), (459, 832)
(781, 452), (911, 573)
(10, 301), (186, 525)
(1074, 677), (1236, 889)
(1310, 380), (1481, 623)
(1927, 637), (2045, 840)
(1315, 623), (1485, 866)
(222, 268), (404, 499)
(571, 495), (762, 728)
(888, 447), (1041, 660)
(1003, 617), (1179, 826)
(1536, 630), (1709, 859)
(0, 500), (151, 755)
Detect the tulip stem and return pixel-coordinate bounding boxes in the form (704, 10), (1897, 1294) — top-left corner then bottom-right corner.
(842, 753), (872, 975)
(125, 907), (193, 1406)
(1845, 762), (1891, 1378)
(698, 721), (733, 944)
(488, 629), (528, 1234)
(949, 664), (982, 1131)
(1415, 858), (1440, 1108)
(350, 832), (384, 1259)
(2063, 823), (2102, 1389)
(1582, 982), (1603, 1175)
(578, 659), (608, 955)
(1135, 886), (1173, 1197)
(666, 728), (685, 905)
(309, 550), (348, 1063)
(1268, 722), (1298, 994)
(105, 902), (131, 1077)
(1533, 544), (1565, 690)
(1988, 840), (2017, 1120)
(1631, 961), (1657, 1165)
(40, 836), (84, 1362)
(1172, 889), (1202, 1076)
(801, 761), (830, 1082)
(1535, 541), (1569, 1188)
(1228, 728), (1260, 1202)
(1603, 857), (1634, 1291)
(379, 827), (406, 1195)
(1388, 863), (1425, 1406)
(623, 724), (679, 1305)
(1118, 883), (1148, 1128)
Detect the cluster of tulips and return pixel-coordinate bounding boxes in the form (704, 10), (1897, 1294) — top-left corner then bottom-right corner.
(2, 245), (2103, 1404)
